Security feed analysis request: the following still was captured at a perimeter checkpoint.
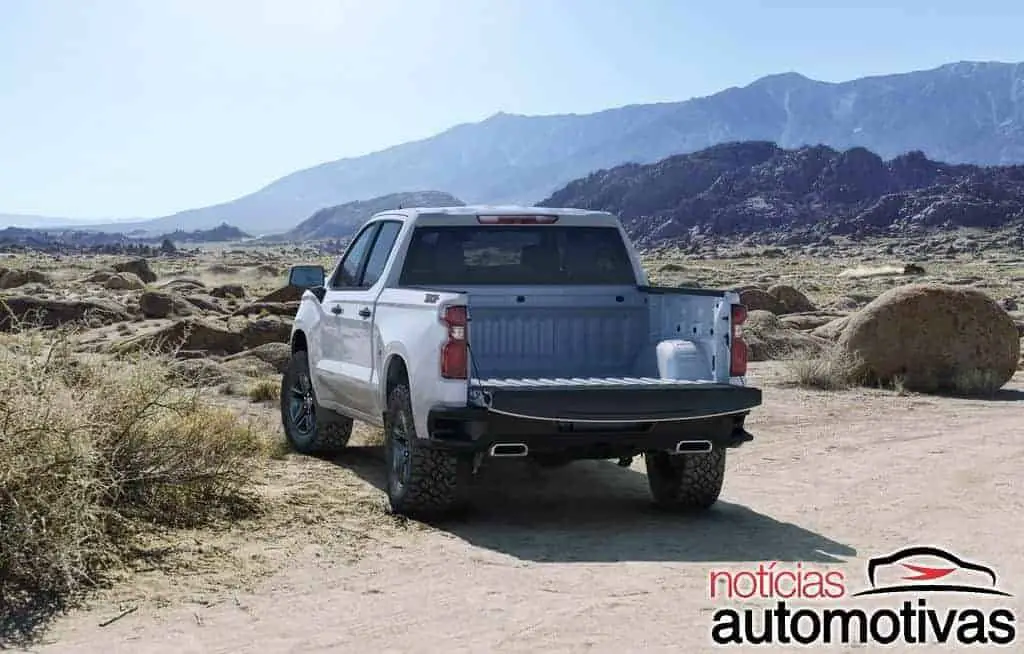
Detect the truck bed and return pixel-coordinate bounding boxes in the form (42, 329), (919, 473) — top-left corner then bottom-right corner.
(463, 285), (731, 383)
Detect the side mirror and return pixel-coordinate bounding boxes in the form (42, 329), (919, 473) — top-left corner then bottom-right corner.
(288, 265), (325, 289)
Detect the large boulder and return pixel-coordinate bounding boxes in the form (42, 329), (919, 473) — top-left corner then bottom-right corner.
(737, 287), (786, 314)
(239, 316), (292, 349)
(117, 318), (244, 356)
(767, 284), (816, 314)
(743, 310), (830, 361)
(836, 284), (1020, 394)
(104, 272), (145, 290)
(0, 296), (130, 331)
(113, 258), (157, 283)
(0, 269), (51, 289)
(139, 290), (194, 319)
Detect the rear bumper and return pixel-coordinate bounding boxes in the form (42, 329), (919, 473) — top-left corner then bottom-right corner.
(424, 383), (762, 459)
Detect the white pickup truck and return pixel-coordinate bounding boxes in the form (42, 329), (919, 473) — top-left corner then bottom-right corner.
(281, 206), (761, 518)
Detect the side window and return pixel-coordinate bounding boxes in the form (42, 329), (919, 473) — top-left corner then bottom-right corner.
(329, 223), (379, 289)
(360, 221), (403, 288)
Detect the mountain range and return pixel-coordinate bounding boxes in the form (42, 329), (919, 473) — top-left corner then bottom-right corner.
(540, 142), (1024, 244)
(7, 60), (1024, 234)
(274, 191), (464, 242)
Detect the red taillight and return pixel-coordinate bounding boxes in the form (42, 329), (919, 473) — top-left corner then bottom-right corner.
(730, 304), (748, 377)
(476, 215), (559, 225)
(441, 305), (468, 379)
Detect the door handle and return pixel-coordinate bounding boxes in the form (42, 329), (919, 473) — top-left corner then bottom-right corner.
(358, 307), (372, 319)
(331, 305), (343, 315)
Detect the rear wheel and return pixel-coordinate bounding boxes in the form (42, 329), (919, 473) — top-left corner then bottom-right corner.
(645, 448), (726, 511)
(384, 383), (470, 518)
(280, 350), (352, 456)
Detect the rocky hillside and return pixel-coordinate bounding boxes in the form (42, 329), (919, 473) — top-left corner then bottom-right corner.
(157, 223), (252, 243)
(540, 142), (1024, 244)
(66, 60), (1024, 235)
(275, 191), (464, 241)
(0, 222), (250, 254)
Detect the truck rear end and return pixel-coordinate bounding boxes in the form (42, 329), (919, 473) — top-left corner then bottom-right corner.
(398, 210), (761, 464)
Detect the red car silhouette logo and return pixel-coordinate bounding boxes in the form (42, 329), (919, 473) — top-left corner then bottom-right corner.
(852, 546), (1011, 597)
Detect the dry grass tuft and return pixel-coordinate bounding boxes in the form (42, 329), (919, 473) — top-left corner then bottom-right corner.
(945, 368), (1010, 397)
(0, 326), (272, 644)
(780, 346), (866, 391)
(248, 378), (280, 403)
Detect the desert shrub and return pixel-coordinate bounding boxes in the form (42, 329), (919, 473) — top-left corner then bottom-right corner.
(781, 346), (866, 391)
(946, 368), (1010, 397)
(0, 326), (271, 640)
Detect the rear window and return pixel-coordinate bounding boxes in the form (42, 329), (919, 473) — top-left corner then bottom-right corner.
(398, 226), (636, 286)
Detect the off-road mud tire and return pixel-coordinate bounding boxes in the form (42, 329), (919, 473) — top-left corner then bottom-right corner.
(384, 383), (470, 519)
(645, 448), (726, 511)
(280, 350), (353, 456)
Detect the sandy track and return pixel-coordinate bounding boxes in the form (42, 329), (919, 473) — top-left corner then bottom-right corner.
(25, 365), (1024, 653)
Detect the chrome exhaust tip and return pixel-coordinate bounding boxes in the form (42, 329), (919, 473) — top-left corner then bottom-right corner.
(488, 443), (529, 457)
(674, 440), (713, 454)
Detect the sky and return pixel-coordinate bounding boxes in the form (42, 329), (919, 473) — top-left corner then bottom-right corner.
(2, 0), (1024, 221)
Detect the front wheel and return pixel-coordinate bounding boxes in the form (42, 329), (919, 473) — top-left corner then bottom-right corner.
(384, 383), (470, 518)
(645, 448), (726, 511)
(280, 350), (352, 456)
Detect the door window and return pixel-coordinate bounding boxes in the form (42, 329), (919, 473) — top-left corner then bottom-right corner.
(360, 221), (403, 288)
(329, 223), (380, 289)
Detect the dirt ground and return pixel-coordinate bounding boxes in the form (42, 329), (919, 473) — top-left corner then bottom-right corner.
(20, 363), (1024, 654)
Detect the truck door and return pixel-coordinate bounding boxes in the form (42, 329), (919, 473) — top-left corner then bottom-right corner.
(318, 221), (379, 415)
(320, 219), (403, 420)
(341, 219), (403, 417)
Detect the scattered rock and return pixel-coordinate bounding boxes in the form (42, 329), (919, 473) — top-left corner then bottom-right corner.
(104, 272), (145, 290)
(113, 258), (157, 283)
(259, 286), (304, 303)
(837, 284), (1020, 394)
(168, 359), (232, 387)
(83, 270), (118, 285)
(811, 315), (852, 341)
(184, 294), (227, 314)
(232, 301), (300, 318)
(139, 290), (194, 319)
(1001, 297), (1019, 312)
(210, 284), (246, 299)
(830, 296), (861, 311)
(239, 316), (292, 349)
(158, 277), (206, 293)
(0, 269), (51, 289)
(222, 342), (291, 374)
(0, 296), (130, 331)
(738, 288), (786, 314)
(838, 264), (919, 279)
(119, 318), (244, 356)
(779, 313), (842, 331)
(743, 310), (830, 361)
(767, 284), (816, 314)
